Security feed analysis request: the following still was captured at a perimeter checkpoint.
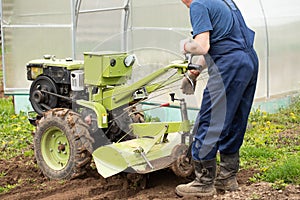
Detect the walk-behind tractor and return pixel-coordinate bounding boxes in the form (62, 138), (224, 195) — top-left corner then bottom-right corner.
(26, 52), (199, 180)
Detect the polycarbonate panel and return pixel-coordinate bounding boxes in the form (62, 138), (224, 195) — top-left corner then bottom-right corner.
(128, 29), (189, 70)
(260, 0), (300, 97)
(268, 23), (300, 96)
(3, 27), (73, 91)
(1, 0), (299, 100)
(131, 0), (189, 28)
(75, 10), (124, 58)
(235, 0), (267, 99)
(1, 0), (73, 93)
(129, 0), (268, 102)
(2, 0), (71, 25)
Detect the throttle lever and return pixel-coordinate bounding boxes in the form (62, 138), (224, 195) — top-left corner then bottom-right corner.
(185, 53), (203, 71)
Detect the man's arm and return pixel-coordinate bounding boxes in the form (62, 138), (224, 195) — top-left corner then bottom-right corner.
(180, 32), (209, 95)
(184, 31), (210, 55)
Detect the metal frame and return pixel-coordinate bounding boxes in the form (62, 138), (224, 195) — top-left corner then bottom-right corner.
(75, 0), (130, 53)
(1, 0), (300, 100)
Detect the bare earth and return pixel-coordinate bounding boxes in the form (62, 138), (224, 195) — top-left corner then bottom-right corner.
(0, 154), (299, 200)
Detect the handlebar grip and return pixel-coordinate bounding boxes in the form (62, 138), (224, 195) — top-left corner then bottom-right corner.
(160, 103), (170, 107)
(187, 63), (203, 71)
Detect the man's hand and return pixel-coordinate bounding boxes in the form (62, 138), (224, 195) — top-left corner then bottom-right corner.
(181, 70), (200, 95)
(180, 38), (191, 55)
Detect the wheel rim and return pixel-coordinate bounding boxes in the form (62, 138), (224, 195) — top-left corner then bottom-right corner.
(171, 144), (194, 177)
(41, 126), (70, 170)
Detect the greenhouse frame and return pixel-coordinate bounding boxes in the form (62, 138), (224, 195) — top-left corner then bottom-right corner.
(1, 0), (300, 114)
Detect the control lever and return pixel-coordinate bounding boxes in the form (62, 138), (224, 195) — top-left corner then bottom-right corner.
(169, 93), (192, 145)
(188, 63), (203, 71)
(185, 53), (203, 71)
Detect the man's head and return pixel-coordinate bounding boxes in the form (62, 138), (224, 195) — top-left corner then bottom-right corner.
(181, 0), (193, 8)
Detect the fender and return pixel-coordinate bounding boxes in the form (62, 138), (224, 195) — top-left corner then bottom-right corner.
(76, 100), (108, 128)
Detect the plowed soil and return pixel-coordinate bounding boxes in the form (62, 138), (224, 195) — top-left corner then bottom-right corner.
(0, 155), (299, 200)
(0, 79), (299, 199)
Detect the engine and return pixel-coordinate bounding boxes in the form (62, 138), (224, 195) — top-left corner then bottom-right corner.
(26, 53), (137, 143)
(26, 55), (86, 115)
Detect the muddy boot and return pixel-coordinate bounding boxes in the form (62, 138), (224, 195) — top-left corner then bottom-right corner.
(215, 151), (239, 191)
(175, 159), (217, 197)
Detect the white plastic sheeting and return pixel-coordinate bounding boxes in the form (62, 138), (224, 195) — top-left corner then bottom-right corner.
(1, 0), (300, 102)
(1, 0), (74, 93)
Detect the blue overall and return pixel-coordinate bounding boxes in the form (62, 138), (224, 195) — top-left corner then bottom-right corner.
(192, 0), (259, 161)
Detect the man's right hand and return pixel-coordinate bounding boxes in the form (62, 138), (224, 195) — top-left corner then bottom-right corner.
(180, 38), (191, 55)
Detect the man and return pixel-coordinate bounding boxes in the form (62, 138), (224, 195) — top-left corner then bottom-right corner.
(177, 0), (259, 197)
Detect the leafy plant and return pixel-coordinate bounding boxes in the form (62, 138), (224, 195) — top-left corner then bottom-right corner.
(271, 179), (288, 190)
(241, 95), (300, 185)
(144, 114), (161, 122)
(0, 97), (35, 160)
(263, 154), (300, 185)
(0, 172), (7, 178)
(0, 184), (17, 193)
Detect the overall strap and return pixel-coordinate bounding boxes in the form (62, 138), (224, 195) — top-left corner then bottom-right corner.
(223, 0), (255, 49)
(222, 0), (239, 11)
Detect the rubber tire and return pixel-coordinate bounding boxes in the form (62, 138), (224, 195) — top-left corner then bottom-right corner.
(34, 108), (93, 180)
(171, 144), (194, 178)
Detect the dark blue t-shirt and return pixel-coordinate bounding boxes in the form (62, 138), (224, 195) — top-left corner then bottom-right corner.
(190, 0), (234, 44)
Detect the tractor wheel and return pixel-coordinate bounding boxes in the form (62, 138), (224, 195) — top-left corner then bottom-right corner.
(34, 108), (93, 180)
(171, 144), (194, 178)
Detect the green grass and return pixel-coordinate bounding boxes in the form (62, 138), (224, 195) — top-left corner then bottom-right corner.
(263, 154), (300, 184)
(241, 96), (300, 185)
(0, 184), (17, 193)
(0, 97), (35, 159)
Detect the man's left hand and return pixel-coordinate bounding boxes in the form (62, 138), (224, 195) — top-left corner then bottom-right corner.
(181, 70), (200, 95)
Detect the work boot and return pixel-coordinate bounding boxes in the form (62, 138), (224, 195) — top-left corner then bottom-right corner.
(175, 158), (217, 197)
(215, 151), (239, 191)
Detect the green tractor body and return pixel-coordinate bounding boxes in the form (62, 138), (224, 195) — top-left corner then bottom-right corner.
(26, 52), (194, 180)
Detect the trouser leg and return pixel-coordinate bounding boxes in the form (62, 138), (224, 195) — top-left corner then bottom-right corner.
(219, 79), (258, 154)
